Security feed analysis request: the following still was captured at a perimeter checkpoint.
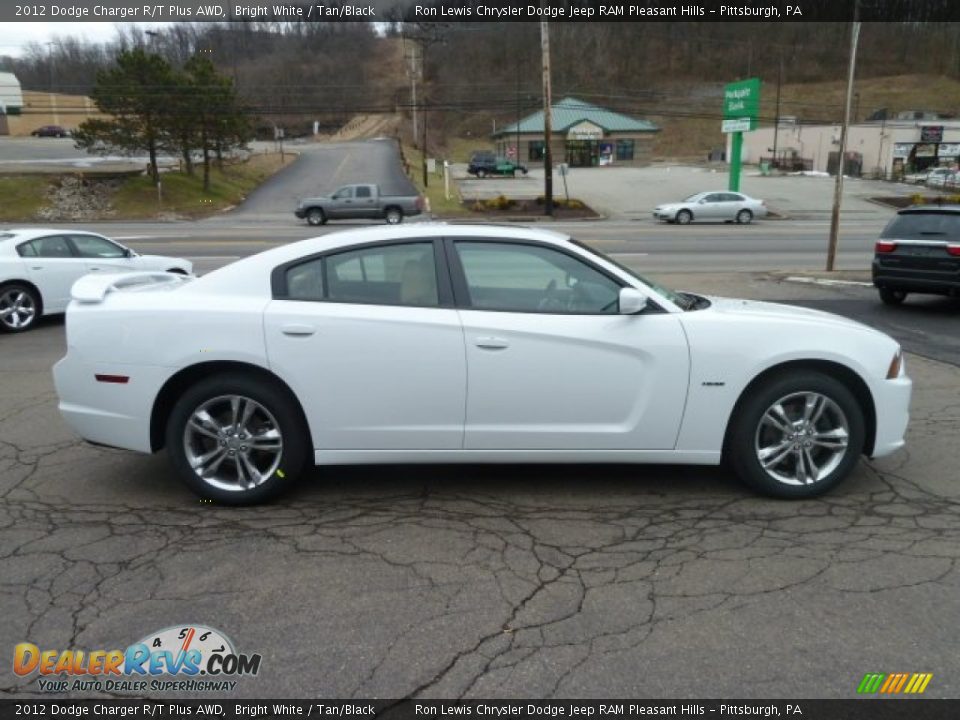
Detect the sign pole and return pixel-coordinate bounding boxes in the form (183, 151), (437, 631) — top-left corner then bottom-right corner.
(729, 132), (743, 192)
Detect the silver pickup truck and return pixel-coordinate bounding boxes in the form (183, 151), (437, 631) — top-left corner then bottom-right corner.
(294, 183), (425, 225)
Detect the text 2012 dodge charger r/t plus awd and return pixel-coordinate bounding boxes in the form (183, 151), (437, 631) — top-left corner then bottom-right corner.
(53, 225), (911, 504)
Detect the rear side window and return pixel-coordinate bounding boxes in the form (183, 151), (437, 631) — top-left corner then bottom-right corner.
(282, 242), (439, 307)
(355, 186), (372, 198)
(881, 213), (960, 240)
(285, 258), (325, 301)
(17, 236), (74, 258)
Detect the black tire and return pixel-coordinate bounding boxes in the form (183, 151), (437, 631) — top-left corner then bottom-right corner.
(477, 169), (488, 179)
(306, 208), (326, 226)
(675, 209), (693, 225)
(165, 373), (309, 505)
(0, 282), (41, 333)
(879, 288), (907, 306)
(384, 207), (403, 224)
(727, 370), (865, 499)
(736, 209), (753, 224)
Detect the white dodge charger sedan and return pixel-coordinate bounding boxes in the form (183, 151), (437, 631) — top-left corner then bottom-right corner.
(53, 224), (911, 504)
(0, 228), (193, 333)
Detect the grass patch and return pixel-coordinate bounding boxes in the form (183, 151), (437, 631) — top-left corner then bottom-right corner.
(0, 176), (54, 221)
(112, 152), (295, 219)
(402, 144), (468, 216)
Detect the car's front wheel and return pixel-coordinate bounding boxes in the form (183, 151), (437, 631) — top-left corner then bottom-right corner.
(166, 373), (309, 504)
(306, 208), (326, 226)
(879, 288), (907, 306)
(727, 371), (865, 498)
(675, 210), (693, 225)
(477, 169), (488, 179)
(0, 283), (40, 333)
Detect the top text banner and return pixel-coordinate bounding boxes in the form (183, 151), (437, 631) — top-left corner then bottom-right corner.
(5, 1), (960, 24)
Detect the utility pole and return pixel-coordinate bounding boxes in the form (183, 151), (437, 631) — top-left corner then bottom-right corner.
(404, 24), (446, 189)
(405, 38), (419, 147)
(826, 2), (861, 271)
(772, 55), (783, 168)
(541, 20), (553, 216)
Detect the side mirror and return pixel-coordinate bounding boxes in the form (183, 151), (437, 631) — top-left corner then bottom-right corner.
(124, 248), (135, 258)
(618, 288), (648, 315)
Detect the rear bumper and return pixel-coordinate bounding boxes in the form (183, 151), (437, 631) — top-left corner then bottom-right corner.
(870, 374), (912, 459)
(53, 354), (166, 454)
(873, 258), (960, 294)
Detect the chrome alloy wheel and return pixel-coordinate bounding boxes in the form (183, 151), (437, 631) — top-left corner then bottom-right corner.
(0, 289), (36, 330)
(183, 395), (284, 492)
(754, 391), (850, 486)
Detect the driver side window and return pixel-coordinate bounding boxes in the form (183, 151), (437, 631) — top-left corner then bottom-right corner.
(454, 241), (620, 314)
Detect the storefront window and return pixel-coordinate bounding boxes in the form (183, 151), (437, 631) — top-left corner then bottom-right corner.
(616, 140), (635, 161)
(528, 141), (545, 161)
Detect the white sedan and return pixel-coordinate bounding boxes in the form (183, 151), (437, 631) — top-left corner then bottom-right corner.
(0, 228), (192, 333)
(654, 191), (768, 224)
(53, 224), (910, 504)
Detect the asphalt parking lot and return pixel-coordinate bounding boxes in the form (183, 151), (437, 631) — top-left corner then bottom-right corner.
(3, 270), (959, 699)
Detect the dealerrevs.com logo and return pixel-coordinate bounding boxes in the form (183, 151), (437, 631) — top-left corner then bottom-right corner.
(13, 625), (262, 693)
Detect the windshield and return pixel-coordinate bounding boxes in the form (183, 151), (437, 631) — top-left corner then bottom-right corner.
(683, 193), (705, 203)
(569, 239), (685, 307)
(881, 212), (960, 240)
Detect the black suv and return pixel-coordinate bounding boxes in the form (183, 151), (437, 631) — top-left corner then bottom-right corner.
(872, 205), (960, 305)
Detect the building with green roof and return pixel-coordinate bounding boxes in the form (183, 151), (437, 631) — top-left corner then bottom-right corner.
(492, 97), (660, 168)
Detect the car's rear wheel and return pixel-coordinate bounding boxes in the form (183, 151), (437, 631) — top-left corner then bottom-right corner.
(166, 374), (308, 504)
(736, 209), (754, 224)
(384, 207), (403, 224)
(675, 210), (693, 225)
(306, 208), (326, 226)
(477, 169), (488, 179)
(728, 371), (865, 498)
(0, 283), (40, 333)
(879, 288), (907, 306)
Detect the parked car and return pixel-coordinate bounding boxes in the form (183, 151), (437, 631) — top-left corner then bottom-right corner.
(924, 167), (955, 188)
(0, 229), (192, 333)
(53, 224), (910, 504)
(872, 205), (960, 305)
(294, 184), (424, 226)
(30, 125), (70, 138)
(654, 191), (768, 224)
(467, 156), (528, 178)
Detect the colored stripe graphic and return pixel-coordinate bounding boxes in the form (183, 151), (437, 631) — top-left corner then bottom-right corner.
(858, 672), (932, 694)
(858, 673), (885, 694)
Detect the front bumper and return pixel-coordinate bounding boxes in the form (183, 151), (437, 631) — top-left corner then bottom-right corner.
(870, 373), (912, 459)
(294, 208), (306, 218)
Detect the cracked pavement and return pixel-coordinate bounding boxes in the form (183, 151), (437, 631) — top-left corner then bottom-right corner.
(2, 274), (959, 700)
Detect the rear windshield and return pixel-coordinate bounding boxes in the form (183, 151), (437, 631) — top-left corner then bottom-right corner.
(881, 212), (960, 240)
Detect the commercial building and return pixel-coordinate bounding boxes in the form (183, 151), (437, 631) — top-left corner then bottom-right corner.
(492, 97), (659, 168)
(0, 71), (105, 136)
(739, 116), (960, 178)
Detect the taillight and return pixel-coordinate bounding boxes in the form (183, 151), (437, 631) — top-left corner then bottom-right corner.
(947, 244), (960, 257)
(875, 241), (896, 253)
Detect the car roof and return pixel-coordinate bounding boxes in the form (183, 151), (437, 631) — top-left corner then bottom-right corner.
(194, 223), (575, 292)
(0, 228), (104, 245)
(898, 204), (960, 214)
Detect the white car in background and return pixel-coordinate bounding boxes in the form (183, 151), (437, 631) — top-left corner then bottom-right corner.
(53, 224), (910, 505)
(0, 228), (192, 333)
(654, 191), (768, 225)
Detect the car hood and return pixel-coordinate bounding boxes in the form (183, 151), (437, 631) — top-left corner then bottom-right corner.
(133, 255), (193, 272)
(654, 202), (684, 211)
(700, 295), (876, 333)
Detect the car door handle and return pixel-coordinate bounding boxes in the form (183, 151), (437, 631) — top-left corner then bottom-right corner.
(474, 336), (509, 350)
(89, 267), (101, 271)
(281, 324), (316, 337)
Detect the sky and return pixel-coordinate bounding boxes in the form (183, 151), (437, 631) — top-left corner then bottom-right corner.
(0, 22), (166, 57)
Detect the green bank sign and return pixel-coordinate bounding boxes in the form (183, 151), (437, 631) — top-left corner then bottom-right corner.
(723, 78), (761, 119)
